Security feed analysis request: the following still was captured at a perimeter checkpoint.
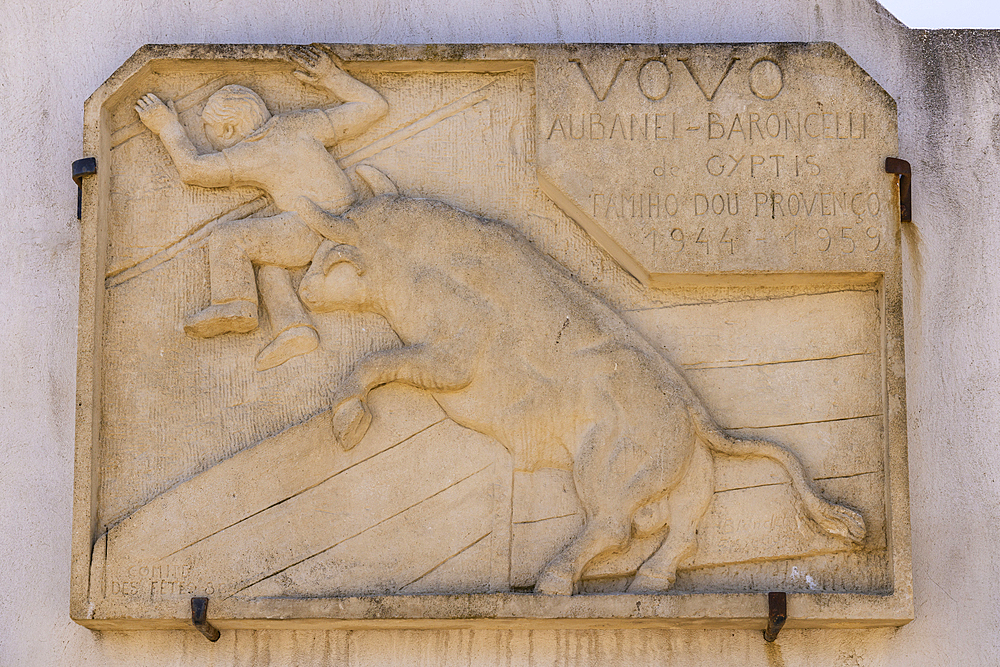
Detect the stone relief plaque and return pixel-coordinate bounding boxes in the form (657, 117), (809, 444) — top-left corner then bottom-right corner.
(72, 43), (912, 630)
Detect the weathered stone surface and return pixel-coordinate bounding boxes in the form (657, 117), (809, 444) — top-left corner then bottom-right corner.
(72, 42), (910, 629)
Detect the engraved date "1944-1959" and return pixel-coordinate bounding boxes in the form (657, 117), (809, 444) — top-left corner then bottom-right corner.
(641, 221), (881, 257)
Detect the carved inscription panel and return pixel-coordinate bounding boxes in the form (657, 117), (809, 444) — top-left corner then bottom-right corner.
(73, 44), (910, 630)
(535, 44), (897, 283)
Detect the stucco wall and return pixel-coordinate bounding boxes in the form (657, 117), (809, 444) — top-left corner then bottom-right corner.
(2, 0), (998, 664)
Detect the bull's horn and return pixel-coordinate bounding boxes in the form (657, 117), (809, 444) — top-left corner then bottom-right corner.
(356, 164), (399, 196)
(322, 243), (366, 276)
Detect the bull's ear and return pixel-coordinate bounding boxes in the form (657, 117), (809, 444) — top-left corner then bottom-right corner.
(322, 243), (366, 276)
(299, 198), (361, 245)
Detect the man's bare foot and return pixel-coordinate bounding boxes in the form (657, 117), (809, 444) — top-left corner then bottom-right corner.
(183, 301), (258, 338)
(255, 325), (319, 371)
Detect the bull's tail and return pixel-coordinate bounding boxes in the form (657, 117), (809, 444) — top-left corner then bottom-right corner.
(691, 407), (866, 544)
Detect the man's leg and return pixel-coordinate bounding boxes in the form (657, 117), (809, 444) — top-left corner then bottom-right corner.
(249, 213), (325, 369)
(183, 214), (260, 337)
(185, 212), (321, 342)
(255, 266), (319, 371)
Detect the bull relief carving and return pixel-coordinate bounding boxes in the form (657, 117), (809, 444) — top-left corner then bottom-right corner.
(296, 194), (866, 595)
(73, 43), (912, 629)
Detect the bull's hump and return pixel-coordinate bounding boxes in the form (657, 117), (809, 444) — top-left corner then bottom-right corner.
(365, 195), (641, 345)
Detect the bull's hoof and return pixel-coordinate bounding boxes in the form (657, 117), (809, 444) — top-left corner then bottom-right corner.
(332, 398), (371, 451)
(626, 570), (676, 594)
(534, 571), (575, 596)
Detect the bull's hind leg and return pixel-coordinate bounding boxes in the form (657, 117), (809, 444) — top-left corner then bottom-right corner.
(534, 507), (634, 595)
(535, 426), (674, 595)
(628, 439), (715, 593)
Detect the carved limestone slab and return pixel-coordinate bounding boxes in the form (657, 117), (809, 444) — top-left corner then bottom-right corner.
(72, 43), (912, 630)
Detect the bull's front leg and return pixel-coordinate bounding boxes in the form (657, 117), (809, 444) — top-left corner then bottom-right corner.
(331, 343), (474, 450)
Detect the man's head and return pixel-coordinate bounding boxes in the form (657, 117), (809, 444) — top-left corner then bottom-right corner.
(201, 85), (272, 150)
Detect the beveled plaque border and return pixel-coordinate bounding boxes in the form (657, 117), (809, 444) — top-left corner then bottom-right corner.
(72, 43), (912, 630)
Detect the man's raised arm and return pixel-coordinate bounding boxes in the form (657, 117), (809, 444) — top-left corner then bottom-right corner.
(290, 45), (389, 145)
(135, 94), (233, 188)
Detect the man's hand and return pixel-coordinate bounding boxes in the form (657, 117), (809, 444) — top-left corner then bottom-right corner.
(289, 43), (388, 144)
(290, 44), (346, 87)
(135, 93), (179, 134)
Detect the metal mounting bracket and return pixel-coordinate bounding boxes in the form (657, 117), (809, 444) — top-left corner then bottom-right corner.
(763, 591), (787, 642)
(72, 157), (97, 220)
(885, 157), (912, 223)
(191, 597), (221, 642)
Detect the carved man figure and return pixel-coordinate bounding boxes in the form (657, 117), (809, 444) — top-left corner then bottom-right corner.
(135, 45), (388, 370)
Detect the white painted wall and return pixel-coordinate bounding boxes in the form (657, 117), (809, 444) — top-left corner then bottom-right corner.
(2, 0), (998, 664)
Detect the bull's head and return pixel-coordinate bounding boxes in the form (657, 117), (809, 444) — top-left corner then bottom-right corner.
(299, 240), (368, 313)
